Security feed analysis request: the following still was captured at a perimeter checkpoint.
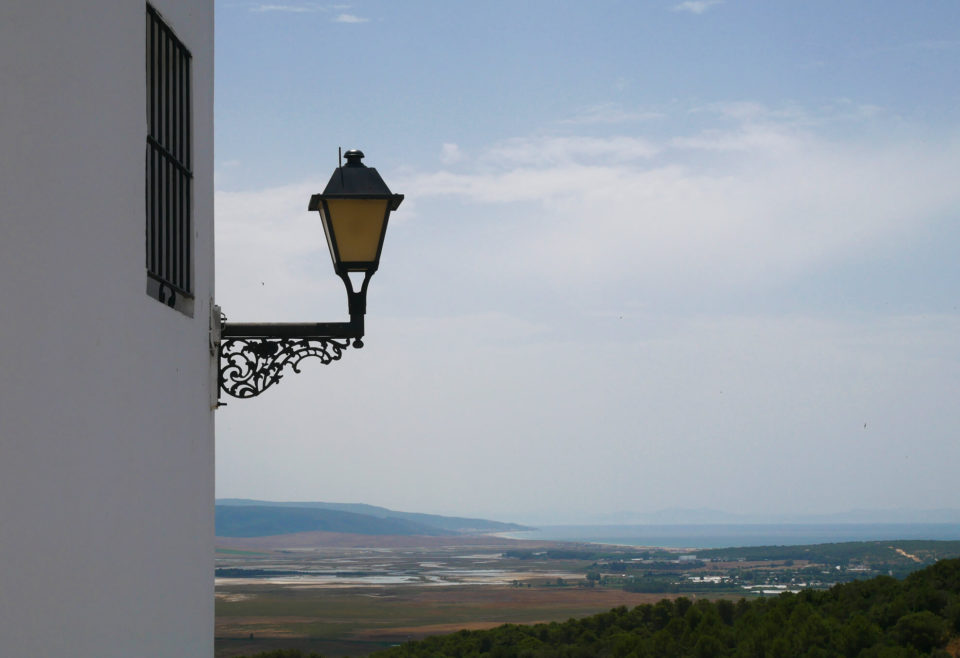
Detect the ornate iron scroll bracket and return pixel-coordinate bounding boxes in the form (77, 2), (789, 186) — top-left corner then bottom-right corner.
(216, 271), (372, 402)
(219, 336), (352, 399)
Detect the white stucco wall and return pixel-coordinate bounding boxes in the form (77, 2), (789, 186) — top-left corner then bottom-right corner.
(0, 2), (214, 656)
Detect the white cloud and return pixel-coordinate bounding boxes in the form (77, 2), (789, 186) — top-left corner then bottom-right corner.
(671, 124), (803, 152)
(333, 13), (368, 23)
(559, 103), (664, 125)
(252, 4), (321, 12)
(218, 110), (960, 311)
(672, 0), (723, 14)
(482, 135), (659, 166)
(693, 99), (890, 130)
(698, 100), (773, 121)
(397, 116), (960, 296)
(439, 143), (463, 165)
(249, 3), (358, 15)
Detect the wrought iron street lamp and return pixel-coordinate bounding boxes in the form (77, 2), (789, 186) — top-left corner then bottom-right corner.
(218, 150), (403, 400)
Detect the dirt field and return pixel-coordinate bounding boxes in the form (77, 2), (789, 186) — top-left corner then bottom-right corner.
(215, 583), (683, 657)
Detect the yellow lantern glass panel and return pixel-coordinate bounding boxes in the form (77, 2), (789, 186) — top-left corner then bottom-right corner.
(325, 199), (389, 266)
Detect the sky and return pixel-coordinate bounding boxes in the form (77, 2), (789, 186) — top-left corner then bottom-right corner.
(214, 0), (960, 525)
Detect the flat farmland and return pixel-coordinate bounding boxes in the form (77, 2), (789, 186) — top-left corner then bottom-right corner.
(214, 541), (681, 657)
(216, 582), (680, 657)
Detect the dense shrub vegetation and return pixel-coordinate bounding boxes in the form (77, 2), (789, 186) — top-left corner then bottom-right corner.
(371, 559), (960, 657)
(240, 649), (323, 658)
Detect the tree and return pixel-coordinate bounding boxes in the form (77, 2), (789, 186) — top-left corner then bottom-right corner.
(890, 611), (949, 653)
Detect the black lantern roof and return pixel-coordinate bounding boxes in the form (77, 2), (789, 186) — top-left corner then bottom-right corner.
(308, 150), (404, 209)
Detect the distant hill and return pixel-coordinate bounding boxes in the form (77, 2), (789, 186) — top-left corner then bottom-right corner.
(215, 505), (456, 538)
(215, 499), (530, 538)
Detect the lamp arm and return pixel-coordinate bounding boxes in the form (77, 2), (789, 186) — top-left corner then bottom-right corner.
(340, 268), (375, 324)
(217, 273), (373, 402)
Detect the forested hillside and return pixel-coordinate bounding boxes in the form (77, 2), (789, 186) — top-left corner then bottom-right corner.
(373, 558), (960, 657)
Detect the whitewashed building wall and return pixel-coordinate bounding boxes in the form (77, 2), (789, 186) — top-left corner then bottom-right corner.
(0, 1), (215, 656)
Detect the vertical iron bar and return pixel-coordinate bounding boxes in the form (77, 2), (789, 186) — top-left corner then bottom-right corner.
(185, 53), (192, 170)
(151, 149), (155, 275)
(164, 29), (170, 154)
(145, 148), (150, 270)
(159, 26), (164, 148)
(146, 13), (154, 276)
(179, 46), (185, 166)
(153, 147), (159, 278)
(160, 152), (166, 282)
(173, 161), (179, 287)
(185, 174), (191, 291)
(152, 148), (158, 275)
(179, 47), (186, 289)
(165, 158), (172, 283)
(147, 148), (153, 273)
(172, 35), (177, 156)
(148, 14), (154, 274)
(158, 150), (164, 281)
(170, 30), (175, 152)
(175, 42), (181, 164)
(173, 44), (181, 287)
(184, 47), (192, 291)
(147, 13), (153, 140)
(172, 162), (178, 287)
(157, 150), (162, 278)
(179, 159), (185, 288)
(159, 26), (165, 281)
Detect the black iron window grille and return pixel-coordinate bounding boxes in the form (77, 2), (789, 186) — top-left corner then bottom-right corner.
(146, 4), (193, 312)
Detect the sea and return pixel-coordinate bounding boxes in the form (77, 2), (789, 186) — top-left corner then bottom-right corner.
(502, 524), (960, 549)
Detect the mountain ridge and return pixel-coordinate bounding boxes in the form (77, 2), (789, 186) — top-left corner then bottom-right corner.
(215, 499), (531, 538)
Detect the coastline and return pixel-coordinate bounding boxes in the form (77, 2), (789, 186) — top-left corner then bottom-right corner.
(497, 522), (960, 549)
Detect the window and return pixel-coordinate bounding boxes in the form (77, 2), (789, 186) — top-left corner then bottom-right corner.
(146, 4), (193, 313)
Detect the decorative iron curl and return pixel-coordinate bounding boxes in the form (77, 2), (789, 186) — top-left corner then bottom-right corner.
(219, 337), (352, 399)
